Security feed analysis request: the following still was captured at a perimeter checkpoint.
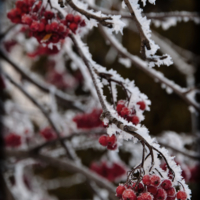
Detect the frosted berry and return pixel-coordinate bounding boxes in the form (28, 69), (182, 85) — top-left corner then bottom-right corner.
(132, 115), (139, 125)
(155, 188), (167, 200)
(138, 192), (153, 200)
(176, 191), (187, 200)
(142, 175), (151, 186)
(116, 100), (125, 113)
(120, 107), (131, 118)
(116, 185), (126, 198)
(150, 175), (161, 187)
(132, 182), (144, 193)
(107, 134), (117, 146)
(147, 186), (157, 196)
(66, 14), (74, 22)
(161, 180), (172, 190)
(122, 189), (137, 200)
(166, 187), (176, 197)
(21, 14), (32, 25)
(99, 135), (108, 146)
(137, 101), (146, 110)
(44, 11), (54, 19)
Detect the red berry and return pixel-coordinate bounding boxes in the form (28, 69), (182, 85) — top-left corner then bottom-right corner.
(21, 14), (32, 25)
(38, 22), (45, 31)
(155, 188), (167, 200)
(138, 192), (153, 200)
(166, 187), (176, 197)
(150, 175), (161, 187)
(132, 115), (139, 125)
(40, 127), (56, 140)
(161, 180), (172, 190)
(142, 175), (151, 186)
(74, 15), (81, 24)
(122, 189), (137, 200)
(5, 133), (21, 147)
(132, 182), (144, 193)
(107, 134), (117, 146)
(147, 186), (158, 196)
(80, 20), (86, 27)
(137, 101), (146, 110)
(116, 185), (126, 198)
(99, 135), (108, 146)
(120, 107), (131, 118)
(69, 23), (78, 33)
(116, 100), (125, 113)
(66, 14), (74, 22)
(176, 191), (187, 200)
(45, 24), (51, 32)
(50, 22), (59, 32)
(30, 21), (40, 31)
(44, 11), (54, 19)
(107, 143), (117, 150)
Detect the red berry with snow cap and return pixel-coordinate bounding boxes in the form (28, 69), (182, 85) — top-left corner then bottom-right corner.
(150, 175), (161, 187)
(155, 188), (167, 200)
(142, 175), (151, 186)
(166, 187), (176, 197)
(122, 189), (137, 200)
(120, 107), (131, 118)
(138, 192), (153, 200)
(176, 191), (187, 200)
(116, 100), (125, 113)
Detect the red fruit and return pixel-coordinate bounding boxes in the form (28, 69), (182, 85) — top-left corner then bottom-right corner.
(132, 115), (139, 125)
(57, 24), (66, 33)
(107, 143), (117, 150)
(137, 101), (146, 110)
(21, 14), (32, 25)
(107, 134), (117, 146)
(155, 188), (167, 200)
(132, 182), (144, 193)
(176, 191), (187, 200)
(122, 189), (137, 200)
(147, 186), (157, 196)
(45, 24), (51, 32)
(161, 180), (172, 190)
(51, 34), (60, 43)
(5, 133), (21, 147)
(138, 192), (153, 200)
(120, 107), (131, 118)
(116, 100), (125, 113)
(69, 23), (78, 33)
(40, 127), (56, 140)
(30, 21), (40, 31)
(116, 185), (126, 198)
(142, 175), (151, 186)
(44, 11), (54, 19)
(74, 15), (81, 24)
(38, 22), (45, 31)
(16, 0), (25, 9)
(150, 175), (161, 187)
(50, 22), (59, 32)
(80, 20), (86, 27)
(166, 187), (176, 197)
(99, 135), (108, 146)
(66, 14), (74, 22)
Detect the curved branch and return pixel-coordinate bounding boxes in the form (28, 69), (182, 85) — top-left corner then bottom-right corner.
(99, 26), (200, 112)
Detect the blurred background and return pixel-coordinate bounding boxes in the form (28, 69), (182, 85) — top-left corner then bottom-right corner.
(0, 0), (200, 199)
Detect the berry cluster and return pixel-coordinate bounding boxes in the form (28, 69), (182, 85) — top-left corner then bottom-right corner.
(116, 100), (146, 125)
(73, 109), (103, 129)
(7, 0), (86, 45)
(98, 134), (117, 150)
(90, 161), (126, 181)
(116, 174), (187, 200)
(40, 127), (57, 141)
(5, 133), (21, 147)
